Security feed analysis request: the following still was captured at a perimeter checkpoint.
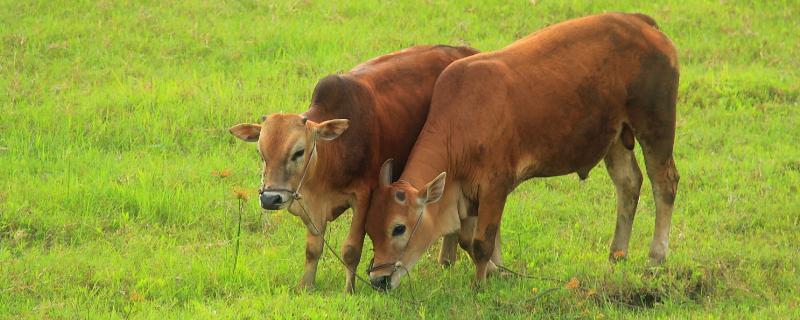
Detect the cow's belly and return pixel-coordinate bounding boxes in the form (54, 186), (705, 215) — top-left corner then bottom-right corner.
(514, 106), (623, 179)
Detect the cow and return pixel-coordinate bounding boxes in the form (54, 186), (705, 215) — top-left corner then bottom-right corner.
(229, 45), (478, 293)
(364, 13), (680, 290)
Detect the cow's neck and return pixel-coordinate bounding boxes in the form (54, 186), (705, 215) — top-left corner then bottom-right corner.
(287, 144), (359, 223)
(303, 92), (373, 192)
(399, 123), (451, 189)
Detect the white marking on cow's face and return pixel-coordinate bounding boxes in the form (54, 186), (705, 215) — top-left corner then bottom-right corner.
(393, 190), (406, 205)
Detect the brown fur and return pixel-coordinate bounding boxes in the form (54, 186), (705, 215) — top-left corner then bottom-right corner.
(365, 13), (680, 288)
(230, 45), (478, 292)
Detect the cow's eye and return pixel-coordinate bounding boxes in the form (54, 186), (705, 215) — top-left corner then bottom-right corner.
(392, 224), (406, 237)
(291, 149), (305, 161)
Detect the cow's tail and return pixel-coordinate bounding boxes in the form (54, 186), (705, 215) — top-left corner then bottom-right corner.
(630, 13), (659, 30)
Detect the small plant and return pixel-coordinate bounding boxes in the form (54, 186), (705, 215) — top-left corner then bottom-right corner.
(231, 187), (249, 272)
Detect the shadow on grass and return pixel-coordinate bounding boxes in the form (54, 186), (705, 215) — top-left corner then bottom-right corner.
(523, 262), (726, 317)
(593, 264), (720, 309)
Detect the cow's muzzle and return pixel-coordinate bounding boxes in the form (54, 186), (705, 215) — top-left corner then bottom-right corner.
(259, 190), (291, 210)
(370, 275), (392, 291)
(367, 258), (400, 291)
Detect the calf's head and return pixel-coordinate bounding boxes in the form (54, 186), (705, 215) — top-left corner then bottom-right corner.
(365, 160), (446, 290)
(229, 114), (349, 210)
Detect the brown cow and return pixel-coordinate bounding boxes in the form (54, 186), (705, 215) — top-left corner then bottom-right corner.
(365, 13), (680, 290)
(229, 45), (478, 292)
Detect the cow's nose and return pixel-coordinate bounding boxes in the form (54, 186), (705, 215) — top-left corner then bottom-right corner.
(370, 275), (392, 291)
(259, 192), (286, 210)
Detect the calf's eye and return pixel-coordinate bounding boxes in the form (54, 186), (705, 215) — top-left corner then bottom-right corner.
(291, 149), (305, 161)
(392, 224), (406, 237)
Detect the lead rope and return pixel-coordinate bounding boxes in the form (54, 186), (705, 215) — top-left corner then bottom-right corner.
(494, 264), (562, 283)
(287, 134), (420, 307)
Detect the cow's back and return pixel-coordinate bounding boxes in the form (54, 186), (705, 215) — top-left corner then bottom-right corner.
(352, 46), (478, 180)
(411, 13), (677, 182)
(304, 45), (477, 187)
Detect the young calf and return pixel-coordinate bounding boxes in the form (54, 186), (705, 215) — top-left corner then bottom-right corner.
(229, 45), (477, 293)
(365, 13), (680, 290)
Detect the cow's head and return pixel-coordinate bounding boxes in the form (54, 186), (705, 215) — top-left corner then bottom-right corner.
(229, 114), (349, 210)
(365, 159), (446, 290)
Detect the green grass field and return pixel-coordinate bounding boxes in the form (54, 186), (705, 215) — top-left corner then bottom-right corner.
(2, 0), (799, 318)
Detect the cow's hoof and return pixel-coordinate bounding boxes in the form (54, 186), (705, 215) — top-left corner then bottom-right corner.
(294, 282), (315, 293)
(486, 262), (510, 278)
(470, 280), (485, 292)
(438, 258), (455, 268)
(647, 256), (666, 267)
(609, 250), (628, 263)
(471, 273), (488, 291)
(647, 251), (666, 266)
(489, 268), (513, 278)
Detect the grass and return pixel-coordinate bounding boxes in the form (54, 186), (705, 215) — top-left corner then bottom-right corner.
(1, 0), (799, 318)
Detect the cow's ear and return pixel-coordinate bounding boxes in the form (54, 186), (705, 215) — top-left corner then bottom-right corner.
(314, 119), (350, 141)
(379, 159), (394, 187)
(419, 172), (446, 205)
(229, 124), (262, 142)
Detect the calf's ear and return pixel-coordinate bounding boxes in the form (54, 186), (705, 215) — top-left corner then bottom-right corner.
(419, 172), (447, 205)
(379, 159), (394, 187)
(229, 124), (262, 142)
(314, 119), (349, 141)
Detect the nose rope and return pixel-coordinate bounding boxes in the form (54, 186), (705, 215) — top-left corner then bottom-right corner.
(263, 132), (420, 305)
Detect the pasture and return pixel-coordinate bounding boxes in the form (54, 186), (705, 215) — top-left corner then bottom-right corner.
(1, 0), (798, 318)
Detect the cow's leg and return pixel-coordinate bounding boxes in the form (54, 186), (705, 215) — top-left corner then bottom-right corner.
(438, 233), (459, 267)
(641, 149), (679, 264)
(459, 214), (502, 273)
(298, 219), (327, 290)
(462, 219), (503, 275)
(604, 137), (643, 261)
(626, 47), (679, 264)
(471, 191), (508, 285)
(458, 216), (476, 253)
(342, 196), (368, 294)
(627, 128), (679, 264)
(438, 203), (463, 266)
(629, 96), (679, 264)
(488, 230), (503, 274)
